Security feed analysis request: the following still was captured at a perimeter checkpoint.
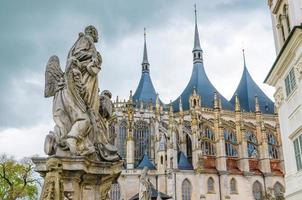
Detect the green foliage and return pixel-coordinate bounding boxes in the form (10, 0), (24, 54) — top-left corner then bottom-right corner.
(0, 155), (39, 200)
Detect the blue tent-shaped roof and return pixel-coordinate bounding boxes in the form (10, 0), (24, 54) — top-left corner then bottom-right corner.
(172, 62), (234, 111)
(133, 29), (162, 106)
(133, 72), (158, 105)
(137, 154), (156, 170)
(230, 52), (274, 114)
(178, 152), (193, 170)
(172, 8), (233, 112)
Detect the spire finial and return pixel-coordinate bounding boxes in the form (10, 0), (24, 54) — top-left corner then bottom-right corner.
(142, 27), (149, 72)
(242, 49), (247, 68)
(194, 4), (197, 25)
(255, 95), (260, 113)
(192, 4), (202, 62)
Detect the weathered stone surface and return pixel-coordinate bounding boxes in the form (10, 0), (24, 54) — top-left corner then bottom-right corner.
(43, 25), (119, 162)
(33, 156), (123, 200)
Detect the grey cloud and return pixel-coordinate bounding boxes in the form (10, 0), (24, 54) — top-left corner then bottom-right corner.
(0, 0), (272, 128)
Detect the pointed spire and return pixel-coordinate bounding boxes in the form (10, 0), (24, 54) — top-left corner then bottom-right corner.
(169, 100), (174, 116)
(235, 94), (241, 112)
(242, 49), (247, 68)
(142, 27), (150, 73)
(129, 90), (133, 102)
(255, 95), (260, 113)
(193, 4), (202, 52)
(213, 92), (219, 109)
(179, 97), (183, 112)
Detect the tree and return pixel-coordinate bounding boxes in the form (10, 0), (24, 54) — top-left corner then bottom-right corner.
(0, 154), (40, 200)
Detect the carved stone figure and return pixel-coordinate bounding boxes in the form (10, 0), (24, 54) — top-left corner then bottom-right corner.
(43, 25), (118, 161)
(274, 87), (284, 108)
(139, 167), (152, 200)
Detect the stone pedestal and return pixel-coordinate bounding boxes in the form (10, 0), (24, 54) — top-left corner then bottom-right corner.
(32, 156), (123, 200)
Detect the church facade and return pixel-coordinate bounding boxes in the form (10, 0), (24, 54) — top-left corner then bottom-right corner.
(110, 8), (285, 200)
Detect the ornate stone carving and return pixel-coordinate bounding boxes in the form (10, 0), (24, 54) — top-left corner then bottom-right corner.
(43, 25), (119, 162)
(274, 87), (284, 108)
(40, 158), (64, 200)
(295, 60), (302, 80)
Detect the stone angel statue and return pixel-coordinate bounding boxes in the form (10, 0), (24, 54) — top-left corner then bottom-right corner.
(43, 25), (119, 162)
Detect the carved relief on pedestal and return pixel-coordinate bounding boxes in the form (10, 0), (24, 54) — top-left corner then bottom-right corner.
(274, 87), (284, 108)
(295, 60), (302, 80)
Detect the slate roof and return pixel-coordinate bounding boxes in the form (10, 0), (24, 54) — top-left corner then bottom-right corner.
(133, 72), (159, 105)
(230, 52), (274, 114)
(178, 152), (193, 170)
(172, 61), (234, 111)
(137, 154), (156, 170)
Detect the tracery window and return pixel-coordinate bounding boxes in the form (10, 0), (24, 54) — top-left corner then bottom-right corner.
(246, 131), (259, 158)
(252, 181), (263, 200)
(207, 177), (215, 193)
(273, 182), (284, 200)
(267, 132), (279, 159)
(110, 183), (121, 200)
(230, 178), (237, 194)
(134, 120), (150, 163)
(117, 120), (127, 159)
(224, 129), (238, 157)
(201, 127), (216, 156)
(186, 134), (192, 164)
(182, 179), (192, 200)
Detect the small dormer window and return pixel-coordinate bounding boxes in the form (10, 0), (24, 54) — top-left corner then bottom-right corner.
(198, 52), (201, 59)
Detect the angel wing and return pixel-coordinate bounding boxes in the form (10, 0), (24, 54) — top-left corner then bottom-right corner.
(44, 55), (64, 98)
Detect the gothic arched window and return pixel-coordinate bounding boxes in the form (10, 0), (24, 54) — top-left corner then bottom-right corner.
(201, 127), (216, 156)
(274, 182), (284, 200)
(252, 181), (263, 200)
(207, 177), (215, 193)
(117, 120), (127, 159)
(186, 134), (192, 164)
(230, 178), (237, 194)
(134, 120), (150, 162)
(267, 132), (279, 159)
(246, 131), (259, 158)
(224, 129), (238, 157)
(182, 179), (192, 200)
(110, 183), (121, 200)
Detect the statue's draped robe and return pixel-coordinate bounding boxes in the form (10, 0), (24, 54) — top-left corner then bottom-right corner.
(51, 32), (119, 160)
(52, 33), (100, 155)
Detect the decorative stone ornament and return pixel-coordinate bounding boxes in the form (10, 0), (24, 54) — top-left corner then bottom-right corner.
(274, 87), (284, 108)
(295, 60), (302, 80)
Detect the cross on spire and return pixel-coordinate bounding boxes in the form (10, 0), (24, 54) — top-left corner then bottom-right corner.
(142, 27), (150, 72)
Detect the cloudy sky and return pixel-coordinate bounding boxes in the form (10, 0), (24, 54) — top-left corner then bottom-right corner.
(0, 0), (276, 158)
